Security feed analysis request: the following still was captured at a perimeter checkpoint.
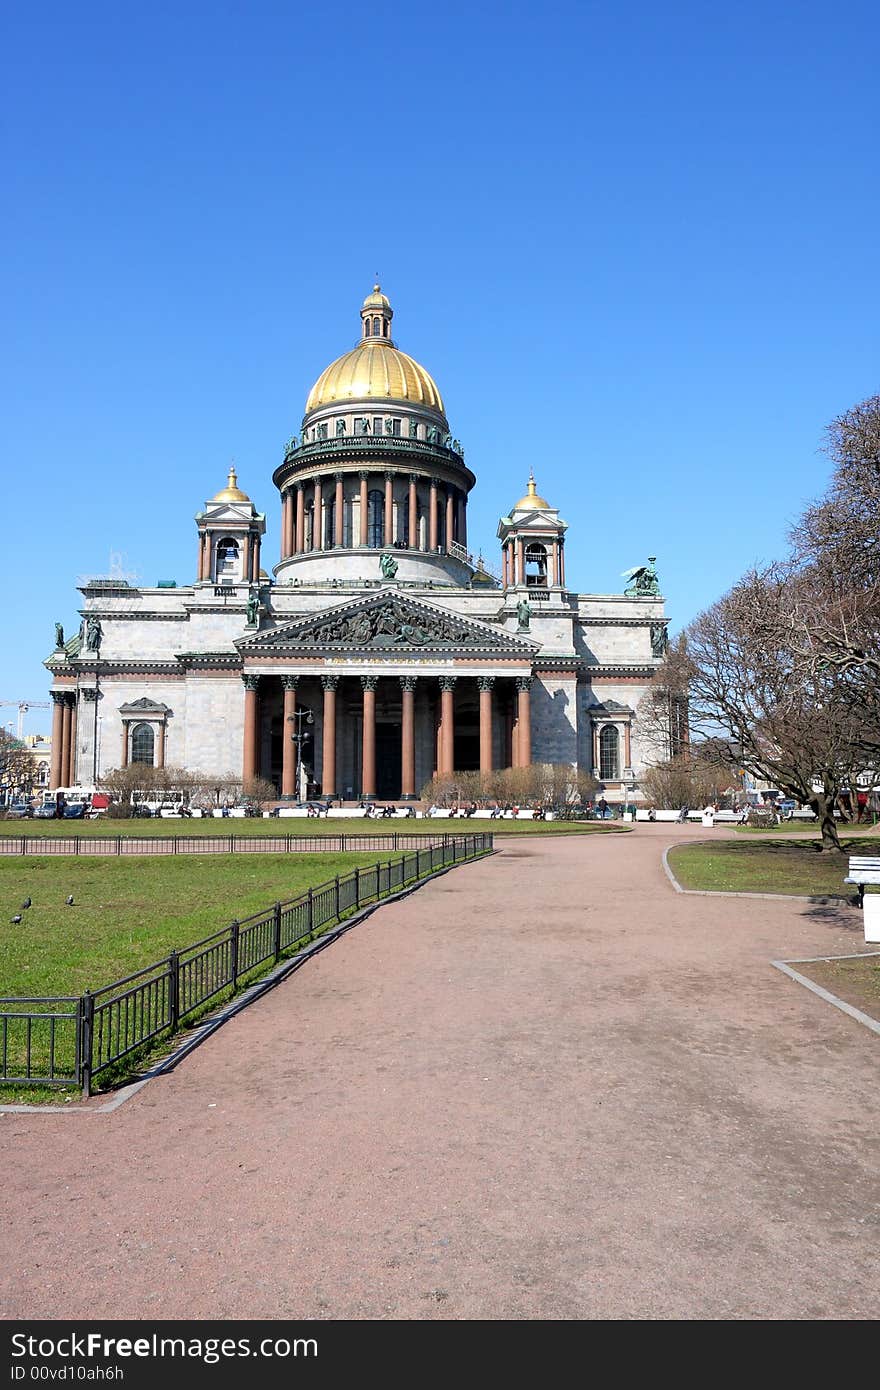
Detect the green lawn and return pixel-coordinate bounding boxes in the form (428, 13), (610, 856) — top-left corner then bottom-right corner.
(0, 815), (624, 839)
(668, 836), (876, 896)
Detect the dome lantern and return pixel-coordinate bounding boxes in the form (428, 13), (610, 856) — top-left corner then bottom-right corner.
(361, 284), (394, 342)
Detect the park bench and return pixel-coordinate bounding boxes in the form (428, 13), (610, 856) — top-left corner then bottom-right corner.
(844, 856), (880, 907)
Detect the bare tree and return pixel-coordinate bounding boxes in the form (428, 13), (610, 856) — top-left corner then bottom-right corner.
(0, 731), (34, 803)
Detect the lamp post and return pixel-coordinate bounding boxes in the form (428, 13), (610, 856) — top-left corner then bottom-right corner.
(290, 707), (314, 802)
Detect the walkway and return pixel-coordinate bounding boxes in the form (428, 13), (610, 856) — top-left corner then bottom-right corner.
(2, 826), (877, 1320)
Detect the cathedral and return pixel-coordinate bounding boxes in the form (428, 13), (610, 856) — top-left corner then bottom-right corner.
(46, 287), (669, 802)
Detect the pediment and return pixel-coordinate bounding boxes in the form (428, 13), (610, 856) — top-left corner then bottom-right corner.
(118, 696), (172, 715)
(239, 591), (538, 655)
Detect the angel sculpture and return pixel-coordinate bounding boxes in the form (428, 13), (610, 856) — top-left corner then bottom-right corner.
(621, 556), (660, 597)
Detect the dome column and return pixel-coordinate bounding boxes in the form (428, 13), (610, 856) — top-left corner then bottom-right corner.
(313, 478), (323, 550)
(359, 473), (369, 546)
(400, 677), (417, 799)
(429, 481), (438, 551)
(321, 676), (338, 799)
(408, 476), (418, 550)
(361, 677), (377, 800)
(335, 474), (344, 548)
(445, 491), (455, 552)
(384, 473), (393, 547)
(458, 495), (467, 549)
(478, 678), (494, 776)
(439, 676), (456, 776)
(295, 485), (305, 554)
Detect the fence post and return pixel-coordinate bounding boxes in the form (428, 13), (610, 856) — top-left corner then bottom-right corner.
(117, 836), (122, 856)
(173, 836), (179, 855)
(393, 832), (399, 851)
(229, 922), (240, 985)
(354, 866), (360, 906)
(334, 875), (340, 920)
(342, 833), (347, 852)
(273, 901), (282, 961)
(74, 836), (81, 855)
(168, 951), (180, 1030)
(286, 834), (292, 853)
(21, 837), (26, 855)
(307, 888), (314, 935)
(79, 992), (94, 1098)
(230, 835), (235, 853)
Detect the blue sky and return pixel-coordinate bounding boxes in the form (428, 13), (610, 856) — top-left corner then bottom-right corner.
(3, 1), (878, 736)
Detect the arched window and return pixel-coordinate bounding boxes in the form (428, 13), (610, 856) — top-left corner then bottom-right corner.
(364, 319), (371, 336)
(131, 723), (155, 766)
(525, 543), (548, 587)
(372, 316), (380, 335)
(367, 489), (384, 548)
(599, 726), (619, 780)
(382, 320), (389, 337)
(216, 536), (239, 579)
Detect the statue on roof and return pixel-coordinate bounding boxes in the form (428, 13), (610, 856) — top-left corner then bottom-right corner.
(85, 615), (103, 650)
(516, 597), (531, 630)
(246, 592), (260, 626)
(54, 623), (65, 650)
(379, 552), (398, 581)
(622, 556), (660, 597)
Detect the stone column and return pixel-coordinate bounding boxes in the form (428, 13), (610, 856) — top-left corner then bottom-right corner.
(560, 542), (566, 587)
(552, 541), (560, 586)
(321, 676), (338, 798)
(502, 546), (509, 588)
(592, 724), (600, 776)
(60, 696), (73, 787)
(624, 722), (632, 769)
(429, 481), (438, 551)
(242, 675), (260, 785)
(280, 492), (289, 559)
(408, 475), (418, 549)
(515, 677), (532, 767)
(400, 676), (417, 799)
(252, 536), (261, 582)
(295, 485), (305, 554)
(281, 675), (299, 798)
(384, 473), (393, 546)
(361, 676), (377, 800)
(157, 721), (166, 770)
(49, 692), (65, 789)
(445, 490), (455, 550)
(335, 474), (344, 547)
(359, 472), (369, 546)
(196, 534), (204, 582)
(458, 495), (466, 549)
(313, 478), (323, 550)
(478, 677), (494, 775)
(68, 698), (78, 784)
(439, 676), (456, 776)
(240, 534), (250, 582)
(120, 722), (129, 770)
(517, 537), (525, 586)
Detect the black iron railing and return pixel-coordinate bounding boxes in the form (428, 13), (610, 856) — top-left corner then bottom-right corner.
(0, 832), (492, 1095)
(0, 831), (472, 858)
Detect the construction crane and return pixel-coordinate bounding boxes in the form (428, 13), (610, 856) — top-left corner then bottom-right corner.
(0, 701), (52, 741)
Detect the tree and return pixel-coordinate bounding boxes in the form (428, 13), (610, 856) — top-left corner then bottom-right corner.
(0, 731), (33, 803)
(641, 751), (733, 811)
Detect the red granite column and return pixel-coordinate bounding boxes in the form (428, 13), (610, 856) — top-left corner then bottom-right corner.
(321, 676), (338, 798)
(295, 485), (305, 554)
(361, 677), (377, 799)
(624, 722), (632, 769)
(429, 481), (438, 551)
(445, 491), (455, 551)
(458, 494), (466, 548)
(592, 724), (600, 776)
(517, 537), (525, 585)
(334, 475), (344, 547)
(240, 534), (250, 582)
(120, 722), (129, 769)
(478, 677), (494, 775)
(439, 677), (456, 776)
(359, 473), (369, 545)
(408, 475), (418, 549)
(384, 473), (393, 546)
(560, 542), (566, 587)
(156, 721), (166, 770)
(552, 541), (560, 586)
(242, 676), (260, 785)
(516, 679), (532, 767)
(252, 536), (261, 582)
(400, 677), (417, 799)
(281, 676), (298, 798)
(60, 696), (73, 787)
(68, 698), (78, 784)
(313, 478), (323, 550)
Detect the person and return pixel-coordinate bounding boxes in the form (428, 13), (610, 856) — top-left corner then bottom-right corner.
(647, 806), (656, 822)
(490, 804), (502, 819)
(678, 804), (689, 823)
(856, 790), (869, 823)
(597, 797), (608, 819)
(737, 804), (749, 824)
(512, 804), (519, 818)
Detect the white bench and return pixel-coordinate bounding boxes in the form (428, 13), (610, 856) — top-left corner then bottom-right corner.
(844, 856), (880, 907)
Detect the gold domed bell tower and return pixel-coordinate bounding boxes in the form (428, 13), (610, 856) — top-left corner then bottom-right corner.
(273, 285), (476, 585)
(497, 472), (568, 590)
(195, 468), (267, 587)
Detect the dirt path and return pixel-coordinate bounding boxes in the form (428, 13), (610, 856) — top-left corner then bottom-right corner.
(1, 826), (877, 1320)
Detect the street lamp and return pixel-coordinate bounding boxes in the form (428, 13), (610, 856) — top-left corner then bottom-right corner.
(289, 706), (314, 802)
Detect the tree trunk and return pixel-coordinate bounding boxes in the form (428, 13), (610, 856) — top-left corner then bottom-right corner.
(808, 790), (842, 851)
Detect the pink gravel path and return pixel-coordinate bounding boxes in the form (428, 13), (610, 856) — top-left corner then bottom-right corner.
(1, 827), (877, 1321)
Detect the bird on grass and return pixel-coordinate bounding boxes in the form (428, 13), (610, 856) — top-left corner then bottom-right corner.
(21, 897), (31, 909)
(11, 914), (22, 924)
(66, 895), (75, 906)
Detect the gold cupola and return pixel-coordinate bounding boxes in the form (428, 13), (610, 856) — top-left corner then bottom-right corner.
(513, 473), (550, 510)
(211, 466), (251, 504)
(304, 287), (446, 417)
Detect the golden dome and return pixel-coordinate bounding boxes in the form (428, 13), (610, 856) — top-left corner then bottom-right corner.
(212, 466), (251, 503)
(513, 474), (550, 510)
(304, 287), (446, 416)
(305, 343), (445, 414)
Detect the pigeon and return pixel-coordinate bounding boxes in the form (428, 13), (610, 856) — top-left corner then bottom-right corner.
(66, 895), (75, 906)
(11, 914), (22, 924)
(21, 897), (31, 909)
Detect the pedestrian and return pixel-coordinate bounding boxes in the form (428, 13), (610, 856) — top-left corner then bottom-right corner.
(648, 806), (656, 822)
(678, 804), (689, 823)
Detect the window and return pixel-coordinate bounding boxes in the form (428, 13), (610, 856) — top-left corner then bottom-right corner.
(599, 726), (619, 780)
(364, 319), (372, 337)
(367, 489), (384, 548)
(354, 417), (370, 435)
(316, 422), (328, 441)
(131, 723), (155, 766)
(372, 316), (380, 335)
(216, 537), (239, 579)
(525, 543), (548, 588)
(373, 417), (383, 437)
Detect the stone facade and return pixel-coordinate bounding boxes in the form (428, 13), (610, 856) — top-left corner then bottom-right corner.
(47, 287), (671, 802)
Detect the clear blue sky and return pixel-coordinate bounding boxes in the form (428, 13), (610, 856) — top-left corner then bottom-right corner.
(3, 1), (878, 736)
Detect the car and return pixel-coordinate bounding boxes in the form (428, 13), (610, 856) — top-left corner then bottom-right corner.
(33, 803), (59, 818)
(5, 801), (33, 818)
(62, 802), (86, 819)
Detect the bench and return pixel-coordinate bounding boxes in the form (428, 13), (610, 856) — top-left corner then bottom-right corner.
(844, 856), (880, 907)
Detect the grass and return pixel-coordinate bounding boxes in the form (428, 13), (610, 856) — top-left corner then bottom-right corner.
(791, 954), (880, 1026)
(0, 814), (624, 838)
(0, 849), (419, 1100)
(667, 835), (877, 896)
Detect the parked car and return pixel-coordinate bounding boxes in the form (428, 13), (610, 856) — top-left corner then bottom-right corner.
(5, 801), (33, 818)
(62, 802), (86, 819)
(33, 803), (59, 819)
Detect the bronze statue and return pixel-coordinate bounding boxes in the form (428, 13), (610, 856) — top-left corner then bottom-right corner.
(85, 615), (102, 650)
(379, 552), (398, 580)
(622, 556), (660, 597)
(246, 593), (259, 626)
(516, 598), (531, 630)
(54, 623), (64, 650)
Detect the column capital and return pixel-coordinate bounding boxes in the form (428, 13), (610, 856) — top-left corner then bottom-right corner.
(515, 676), (533, 692)
(399, 675), (418, 692)
(51, 690), (67, 706)
(361, 675), (379, 691)
(80, 687), (99, 702)
(384, 470), (394, 481)
(242, 674), (261, 692)
(359, 469), (370, 480)
(477, 676), (495, 691)
(321, 675), (340, 692)
(409, 472), (420, 484)
(281, 675), (300, 691)
(295, 480), (304, 492)
(439, 675), (457, 692)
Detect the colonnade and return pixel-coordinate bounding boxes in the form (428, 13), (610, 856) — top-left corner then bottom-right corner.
(278, 473), (468, 559)
(241, 672), (534, 799)
(502, 535), (565, 588)
(196, 531), (262, 583)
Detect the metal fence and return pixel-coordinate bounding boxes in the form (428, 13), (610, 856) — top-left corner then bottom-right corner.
(0, 832), (492, 1094)
(0, 832), (469, 857)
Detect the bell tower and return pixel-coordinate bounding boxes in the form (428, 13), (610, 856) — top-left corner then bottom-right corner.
(195, 468), (266, 585)
(497, 473), (568, 590)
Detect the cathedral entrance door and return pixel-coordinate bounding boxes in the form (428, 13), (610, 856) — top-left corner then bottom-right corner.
(375, 723), (402, 800)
